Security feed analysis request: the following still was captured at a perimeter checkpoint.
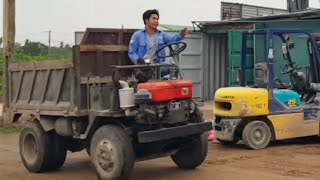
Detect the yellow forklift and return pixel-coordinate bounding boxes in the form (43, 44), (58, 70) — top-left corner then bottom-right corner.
(213, 29), (320, 150)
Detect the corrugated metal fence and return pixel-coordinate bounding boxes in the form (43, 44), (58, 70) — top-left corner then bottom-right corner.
(203, 34), (228, 100)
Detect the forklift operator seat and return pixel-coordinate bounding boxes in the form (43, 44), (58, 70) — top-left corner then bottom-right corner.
(291, 71), (309, 94)
(253, 62), (289, 89)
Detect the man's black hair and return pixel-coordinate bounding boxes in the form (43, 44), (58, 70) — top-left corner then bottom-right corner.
(143, 9), (159, 25)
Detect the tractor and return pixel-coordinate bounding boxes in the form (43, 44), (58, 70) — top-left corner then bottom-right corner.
(15, 28), (212, 180)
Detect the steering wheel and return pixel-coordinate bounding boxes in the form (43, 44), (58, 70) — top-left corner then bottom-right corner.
(281, 62), (298, 74)
(273, 78), (290, 89)
(156, 41), (187, 58)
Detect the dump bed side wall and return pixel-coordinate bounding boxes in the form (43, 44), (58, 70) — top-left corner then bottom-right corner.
(8, 61), (78, 116)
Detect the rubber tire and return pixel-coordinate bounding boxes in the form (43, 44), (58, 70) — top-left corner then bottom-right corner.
(171, 132), (208, 169)
(19, 121), (53, 173)
(48, 132), (67, 170)
(217, 138), (238, 146)
(242, 121), (271, 150)
(85, 146), (90, 156)
(90, 125), (135, 180)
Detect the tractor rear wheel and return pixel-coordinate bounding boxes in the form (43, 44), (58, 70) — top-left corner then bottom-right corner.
(19, 122), (53, 172)
(48, 132), (67, 170)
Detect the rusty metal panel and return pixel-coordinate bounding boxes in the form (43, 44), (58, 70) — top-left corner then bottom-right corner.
(79, 51), (130, 77)
(221, 2), (287, 20)
(221, 2), (242, 20)
(89, 85), (113, 110)
(80, 28), (137, 45)
(78, 28), (137, 77)
(73, 28), (139, 111)
(205, 23), (254, 31)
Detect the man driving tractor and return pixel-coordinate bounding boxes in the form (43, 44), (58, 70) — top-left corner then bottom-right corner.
(128, 9), (189, 82)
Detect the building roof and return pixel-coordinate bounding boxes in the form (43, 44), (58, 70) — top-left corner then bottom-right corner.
(193, 9), (320, 29)
(158, 24), (200, 31)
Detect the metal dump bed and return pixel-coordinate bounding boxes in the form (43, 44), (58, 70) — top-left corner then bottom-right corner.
(7, 28), (137, 121)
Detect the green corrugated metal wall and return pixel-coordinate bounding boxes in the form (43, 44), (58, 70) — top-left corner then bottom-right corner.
(228, 30), (254, 86)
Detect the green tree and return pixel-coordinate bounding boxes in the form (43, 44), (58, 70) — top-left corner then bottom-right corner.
(15, 42), (23, 54)
(22, 40), (48, 56)
(60, 41), (64, 48)
(24, 39), (30, 46)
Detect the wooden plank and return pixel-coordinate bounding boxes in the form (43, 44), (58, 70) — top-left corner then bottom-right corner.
(8, 61), (74, 72)
(79, 45), (128, 52)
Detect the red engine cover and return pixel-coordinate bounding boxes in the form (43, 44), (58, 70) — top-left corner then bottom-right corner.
(137, 80), (193, 103)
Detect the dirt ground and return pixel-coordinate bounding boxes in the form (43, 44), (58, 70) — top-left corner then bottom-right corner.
(1, 104), (320, 180)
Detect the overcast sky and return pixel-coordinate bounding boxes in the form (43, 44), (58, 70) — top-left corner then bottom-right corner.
(1, 0), (320, 46)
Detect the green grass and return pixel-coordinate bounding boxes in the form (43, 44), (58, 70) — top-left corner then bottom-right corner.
(0, 125), (22, 134)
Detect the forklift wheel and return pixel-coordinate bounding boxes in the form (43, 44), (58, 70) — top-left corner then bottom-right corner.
(242, 121), (271, 150)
